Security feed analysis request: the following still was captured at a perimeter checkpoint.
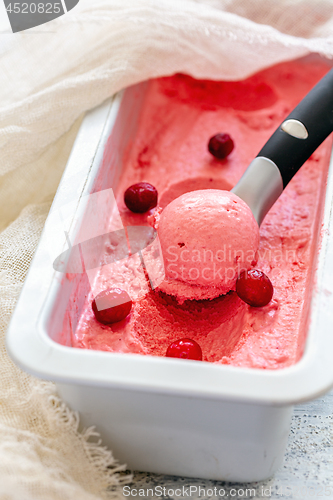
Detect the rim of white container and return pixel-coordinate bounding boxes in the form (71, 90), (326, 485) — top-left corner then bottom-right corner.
(6, 88), (333, 407)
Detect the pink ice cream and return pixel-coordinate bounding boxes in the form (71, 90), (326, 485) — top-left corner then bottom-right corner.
(156, 189), (259, 301)
(61, 57), (332, 369)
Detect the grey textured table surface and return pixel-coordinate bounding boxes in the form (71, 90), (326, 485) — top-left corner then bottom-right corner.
(123, 389), (333, 500)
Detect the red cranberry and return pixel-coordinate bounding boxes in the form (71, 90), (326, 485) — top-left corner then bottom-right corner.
(208, 133), (234, 159)
(166, 338), (202, 361)
(92, 288), (132, 324)
(124, 182), (158, 213)
(236, 269), (273, 307)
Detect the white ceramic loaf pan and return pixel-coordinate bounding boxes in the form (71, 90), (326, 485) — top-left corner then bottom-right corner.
(6, 80), (333, 483)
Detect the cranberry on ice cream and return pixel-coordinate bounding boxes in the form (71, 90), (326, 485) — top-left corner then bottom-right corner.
(166, 338), (203, 361)
(236, 269), (273, 307)
(92, 288), (132, 324)
(208, 133), (234, 159)
(124, 182), (158, 213)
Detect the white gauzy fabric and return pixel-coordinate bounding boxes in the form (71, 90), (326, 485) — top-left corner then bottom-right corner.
(0, 1), (333, 498)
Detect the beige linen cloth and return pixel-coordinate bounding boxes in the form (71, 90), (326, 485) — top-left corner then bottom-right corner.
(1, 1), (333, 498)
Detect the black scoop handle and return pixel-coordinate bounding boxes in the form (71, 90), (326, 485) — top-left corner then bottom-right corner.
(257, 67), (333, 187)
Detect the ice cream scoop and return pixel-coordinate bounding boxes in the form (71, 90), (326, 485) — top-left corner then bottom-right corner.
(234, 66), (333, 225)
(157, 190), (259, 301)
(157, 67), (333, 301)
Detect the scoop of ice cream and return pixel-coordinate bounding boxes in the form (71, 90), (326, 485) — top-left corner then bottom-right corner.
(156, 189), (259, 301)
